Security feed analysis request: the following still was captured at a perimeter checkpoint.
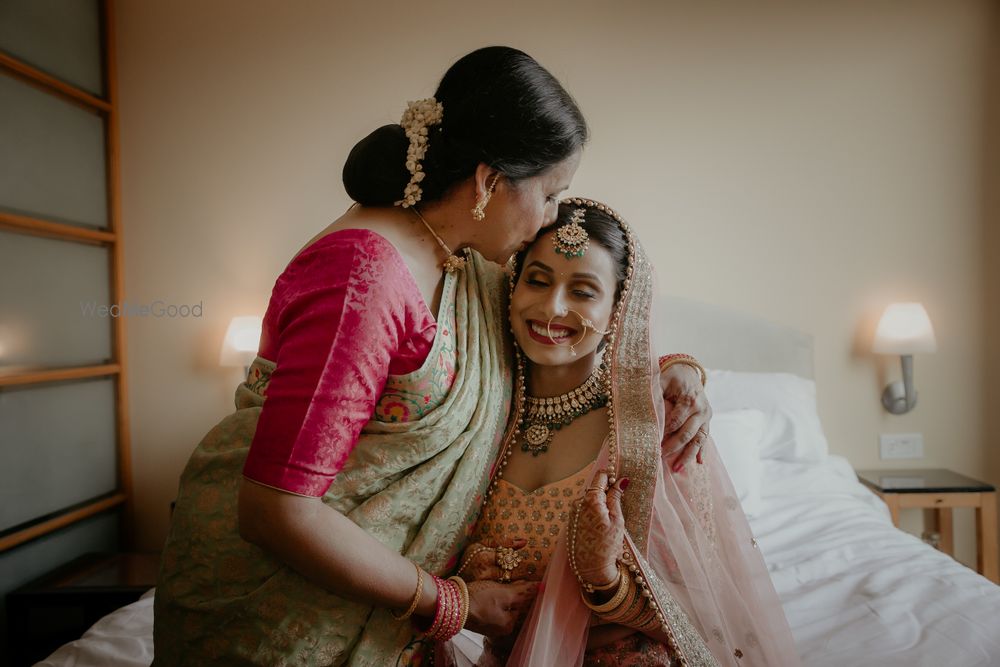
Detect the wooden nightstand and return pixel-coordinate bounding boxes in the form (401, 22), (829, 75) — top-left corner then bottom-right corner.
(856, 468), (998, 584)
(5, 552), (160, 666)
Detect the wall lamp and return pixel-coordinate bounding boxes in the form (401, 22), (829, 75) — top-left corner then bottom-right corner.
(220, 315), (263, 375)
(873, 302), (937, 414)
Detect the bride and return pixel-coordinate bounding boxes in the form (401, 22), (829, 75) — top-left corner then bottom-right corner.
(454, 198), (801, 665)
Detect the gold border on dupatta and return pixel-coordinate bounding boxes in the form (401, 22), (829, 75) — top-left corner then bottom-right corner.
(611, 244), (661, 555)
(623, 537), (721, 667)
(611, 240), (720, 666)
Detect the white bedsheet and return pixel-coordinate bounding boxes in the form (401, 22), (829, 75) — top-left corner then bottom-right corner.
(751, 455), (1000, 667)
(38, 589), (154, 667)
(38, 456), (1000, 666)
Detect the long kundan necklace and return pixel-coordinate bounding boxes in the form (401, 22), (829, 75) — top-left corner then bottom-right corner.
(520, 363), (609, 456)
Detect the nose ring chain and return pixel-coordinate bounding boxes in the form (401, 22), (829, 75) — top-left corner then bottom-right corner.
(546, 310), (610, 356)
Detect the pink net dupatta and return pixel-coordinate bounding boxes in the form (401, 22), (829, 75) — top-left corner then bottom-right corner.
(505, 217), (801, 666)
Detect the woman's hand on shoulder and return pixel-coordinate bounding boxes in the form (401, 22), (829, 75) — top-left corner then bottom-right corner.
(659, 362), (712, 472)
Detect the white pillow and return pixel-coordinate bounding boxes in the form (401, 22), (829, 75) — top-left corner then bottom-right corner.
(705, 370), (829, 463)
(709, 409), (766, 517)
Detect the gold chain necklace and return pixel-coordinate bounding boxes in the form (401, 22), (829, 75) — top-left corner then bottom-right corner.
(410, 207), (466, 273)
(521, 365), (609, 456)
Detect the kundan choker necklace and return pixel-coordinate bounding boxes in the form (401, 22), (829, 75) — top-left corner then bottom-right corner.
(411, 207), (466, 273)
(521, 364), (609, 456)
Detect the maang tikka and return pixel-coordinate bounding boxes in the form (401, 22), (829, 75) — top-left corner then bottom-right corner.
(553, 207), (589, 258)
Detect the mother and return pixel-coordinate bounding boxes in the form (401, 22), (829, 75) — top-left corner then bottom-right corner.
(153, 46), (710, 666)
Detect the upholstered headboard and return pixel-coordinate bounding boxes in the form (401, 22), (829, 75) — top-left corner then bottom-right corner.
(654, 296), (815, 379)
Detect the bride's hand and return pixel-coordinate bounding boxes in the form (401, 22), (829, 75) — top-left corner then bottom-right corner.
(464, 579), (538, 637)
(660, 362), (712, 471)
(455, 538), (531, 583)
(572, 471), (628, 588)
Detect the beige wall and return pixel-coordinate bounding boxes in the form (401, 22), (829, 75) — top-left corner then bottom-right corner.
(116, 0), (998, 561)
(984, 3), (1000, 544)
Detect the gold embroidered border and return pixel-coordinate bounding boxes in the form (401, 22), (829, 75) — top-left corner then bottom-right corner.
(625, 536), (721, 667)
(612, 244), (660, 554)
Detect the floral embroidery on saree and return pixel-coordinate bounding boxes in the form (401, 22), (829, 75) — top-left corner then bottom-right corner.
(374, 273), (458, 423)
(244, 358), (274, 397)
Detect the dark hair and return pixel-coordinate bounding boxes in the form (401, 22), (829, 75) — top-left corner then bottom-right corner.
(513, 202), (629, 297)
(343, 46), (588, 206)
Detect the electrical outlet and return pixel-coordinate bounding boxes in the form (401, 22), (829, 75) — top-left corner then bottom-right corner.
(879, 433), (924, 460)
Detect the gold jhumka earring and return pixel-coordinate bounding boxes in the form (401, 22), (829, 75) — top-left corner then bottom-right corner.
(471, 173), (500, 221)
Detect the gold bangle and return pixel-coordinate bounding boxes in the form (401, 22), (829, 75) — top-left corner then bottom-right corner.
(609, 591), (655, 629)
(635, 608), (662, 632)
(625, 600), (656, 627)
(391, 561), (423, 621)
(600, 582), (642, 623)
(580, 563), (629, 614)
(606, 577), (648, 624)
(658, 356), (707, 386)
(448, 575), (470, 631)
(587, 570), (622, 592)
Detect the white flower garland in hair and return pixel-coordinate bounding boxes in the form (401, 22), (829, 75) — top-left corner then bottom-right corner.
(394, 98), (444, 208)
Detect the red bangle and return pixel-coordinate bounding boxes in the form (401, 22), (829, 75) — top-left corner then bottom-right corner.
(438, 581), (455, 640)
(445, 579), (462, 640)
(445, 581), (461, 638)
(418, 576), (445, 638)
(420, 575), (466, 642)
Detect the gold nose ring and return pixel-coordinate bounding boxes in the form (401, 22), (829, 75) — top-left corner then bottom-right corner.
(547, 311), (608, 356)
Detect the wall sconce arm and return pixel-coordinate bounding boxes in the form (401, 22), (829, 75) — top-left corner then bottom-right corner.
(882, 354), (917, 414)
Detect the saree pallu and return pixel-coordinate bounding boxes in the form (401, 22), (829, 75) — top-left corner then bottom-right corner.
(153, 251), (512, 667)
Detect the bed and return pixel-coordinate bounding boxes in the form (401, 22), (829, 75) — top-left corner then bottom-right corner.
(37, 296), (1000, 666)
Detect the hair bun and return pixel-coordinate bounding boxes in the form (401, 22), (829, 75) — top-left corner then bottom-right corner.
(342, 124), (410, 206)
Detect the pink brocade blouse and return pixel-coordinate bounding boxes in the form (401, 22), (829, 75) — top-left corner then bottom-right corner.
(242, 229), (441, 497)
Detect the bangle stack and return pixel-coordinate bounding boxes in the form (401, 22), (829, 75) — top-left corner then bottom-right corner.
(581, 558), (667, 633)
(580, 562), (629, 612)
(418, 575), (469, 642)
(658, 353), (707, 386)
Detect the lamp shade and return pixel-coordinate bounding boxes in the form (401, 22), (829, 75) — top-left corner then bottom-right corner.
(873, 303), (937, 354)
(219, 315), (263, 367)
